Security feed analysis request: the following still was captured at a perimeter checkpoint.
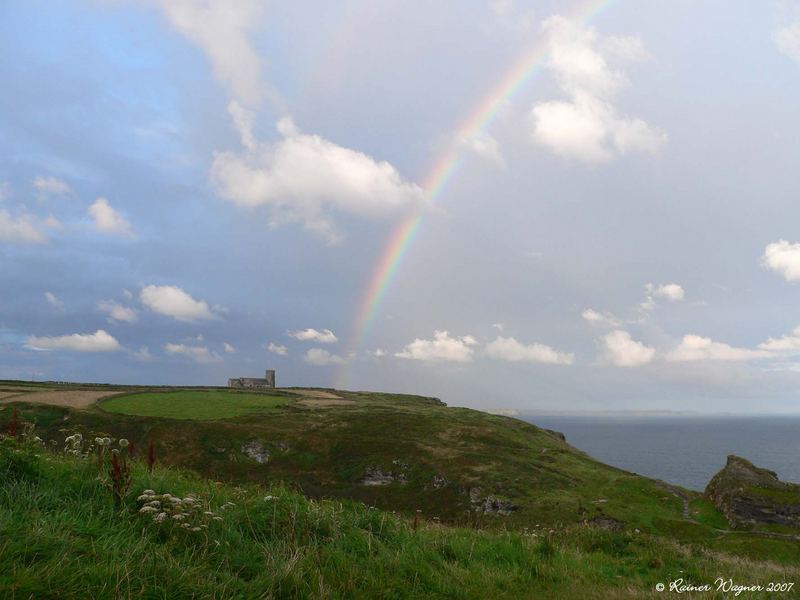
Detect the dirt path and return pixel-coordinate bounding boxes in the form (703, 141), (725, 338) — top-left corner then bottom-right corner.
(0, 390), (122, 409)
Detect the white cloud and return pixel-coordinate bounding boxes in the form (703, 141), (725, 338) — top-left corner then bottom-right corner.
(26, 329), (121, 352)
(152, 0), (270, 107)
(164, 343), (222, 364)
(122, 289), (133, 300)
(287, 328), (338, 344)
(129, 346), (153, 362)
(97, 300), (137, 323)
(0, 210), (47, 244)
(44, 292), (64, 310)
(396, 330), (477, 362)
(581, 308), (621, 326)
(223, 342), (236, 353)
(88, 197), (133, 236)
(762, 240), (800, 281)
(641, 282), (685, 310)
(33, 175), (71, 197)
(666, 335), (769, 362)
(371, 348), (386, 357)
(601, 329), (655, 367)
(459, 131), (504, 165)
(759, 326), (800, 353)
(531, 16), (666, 163)
(646, 283), (685, 301)
(775, 23), (800, 64)
(267, 342), (288, 356)
(140, 284), (217, 322)
(210, 116), (425, 243)
(304, 348), (346, 366)
(485, 336), (574, 365)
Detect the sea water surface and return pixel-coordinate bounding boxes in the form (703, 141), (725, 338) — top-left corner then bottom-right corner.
(520, 415), (800, 491)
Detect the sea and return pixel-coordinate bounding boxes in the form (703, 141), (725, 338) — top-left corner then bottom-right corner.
(520, 415), (800, 491)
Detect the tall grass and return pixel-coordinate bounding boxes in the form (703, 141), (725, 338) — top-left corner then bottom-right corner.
(0, 436), (797, 599)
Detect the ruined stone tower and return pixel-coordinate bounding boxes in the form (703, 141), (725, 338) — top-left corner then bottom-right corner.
(228, 368), (276, 389)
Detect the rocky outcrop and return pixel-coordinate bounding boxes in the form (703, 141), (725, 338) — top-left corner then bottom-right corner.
(468, 486), (518, 516)
(240, 439), (270, 464)
(705, 455), (800, 528)
(359, 467), (407, 486)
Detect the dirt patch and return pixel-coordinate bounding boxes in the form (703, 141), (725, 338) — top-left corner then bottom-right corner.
(0, 392), (24, 400)
(0, 390), (123, 409)
(284, 389), (344, 400)
(296, 398), (356, 408)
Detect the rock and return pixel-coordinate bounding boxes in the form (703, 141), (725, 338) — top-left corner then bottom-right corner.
(468, 486), (518, 516)
(705, 455), (800, 528)
(589, 516), (625, 531)
(240, 440), (270, 464)
(274, 442), (289, 451)
(545, 429), (566, 442)
(432, 475), (448, 489)
(359, 467), (407, 486)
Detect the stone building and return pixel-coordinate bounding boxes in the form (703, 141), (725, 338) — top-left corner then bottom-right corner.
(228, 369), (275, 389)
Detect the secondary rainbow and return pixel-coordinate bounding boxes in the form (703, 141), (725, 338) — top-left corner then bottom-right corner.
(336, 0), (617, 387)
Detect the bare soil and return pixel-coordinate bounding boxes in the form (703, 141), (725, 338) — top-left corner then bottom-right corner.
(0, 390), (122, 409)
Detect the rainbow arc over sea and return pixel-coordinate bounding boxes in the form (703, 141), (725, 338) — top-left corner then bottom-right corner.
(335, 0), (616, 388)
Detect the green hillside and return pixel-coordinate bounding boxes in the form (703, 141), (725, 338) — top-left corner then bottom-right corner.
(1, 433), (798, 599)
(1, 381), (800, 598)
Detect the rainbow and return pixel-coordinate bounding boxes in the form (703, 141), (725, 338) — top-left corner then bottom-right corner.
(336, 0), (616, 387)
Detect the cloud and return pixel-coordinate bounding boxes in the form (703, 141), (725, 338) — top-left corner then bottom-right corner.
(775, 23), (800, 64)
(44, 292), (64, 310)
(601, 329), (655, 367)
(33, 175), (71, 197)
(303, 348), (346, 366)
(97, 300), (137, 323)
(0, 210), (47, 244)
(581, 308), (621, 326)
(267, 342), (288, 356)
(140, 284), (217, 322)
(485, 336), (574, 365)
(88, 197), (133, 237)
(641, 282), (685, 309)
(287, 328), (338, 344)
(129, 346), (153, 362)
(759, 326), (800, 353)
(371, 348), (386, 357)
(223, 342), (236, 353)
(0, 181), (9, 201)
(396, 330), (477, 362)
(164, 342), (222, 364)
(666, 335), (770, 362)
(531, 16), (666, 163)
(26, 329), (121, 352)
(762, 240), (800, 281)
(210, 115), (425, 243)
(459, 131), (504, 165)
(488, 0), (536, 34)
(152, 0), (270, 107)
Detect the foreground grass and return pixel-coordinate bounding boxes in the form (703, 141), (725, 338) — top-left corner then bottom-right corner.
(1, 439), (799, 599)
(101, 390), (289, 420)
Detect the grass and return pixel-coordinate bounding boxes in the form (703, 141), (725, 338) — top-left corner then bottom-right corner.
(2, 437), (799, 599)
(100, 390), (289, 420)
(5, 382), (800, 569)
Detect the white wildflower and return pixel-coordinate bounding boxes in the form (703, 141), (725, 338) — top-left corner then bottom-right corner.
(137, 494), (154, 502)
(118, 439), (129, 448)
(142, 489), (155, 495)
(154, 512), (168, 523)
(172, 514), (186, 521)
(139, 506), (157, 513)
(146, 500), (161, 508)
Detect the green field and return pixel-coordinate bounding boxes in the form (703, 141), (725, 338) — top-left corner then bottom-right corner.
(101, 390), (289, 420)
(2, 438), (798, 599)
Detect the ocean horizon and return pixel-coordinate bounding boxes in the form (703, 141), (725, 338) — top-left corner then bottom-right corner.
(519, 414), (800, 491)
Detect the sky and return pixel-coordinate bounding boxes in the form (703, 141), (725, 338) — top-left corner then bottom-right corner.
(3, 0), (800, 414)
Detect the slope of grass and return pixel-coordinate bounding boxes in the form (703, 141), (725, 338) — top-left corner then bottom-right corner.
(2, 437), (798, 599)
(4, 382), (800, 567)
(101, 390), (289, 420)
